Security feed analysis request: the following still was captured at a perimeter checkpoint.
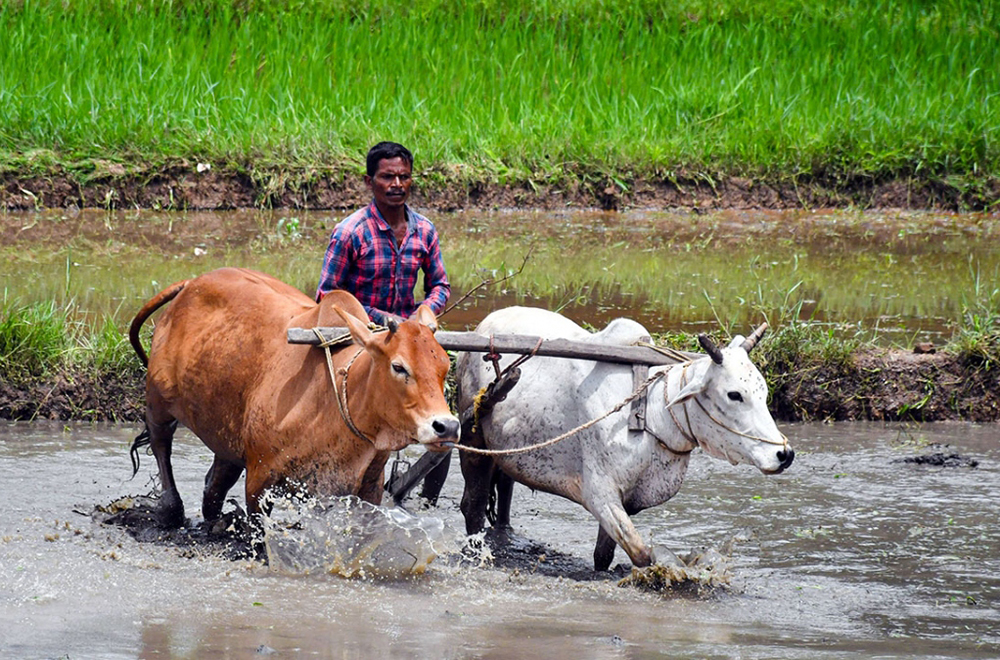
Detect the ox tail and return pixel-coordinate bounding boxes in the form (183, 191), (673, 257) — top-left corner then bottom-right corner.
(129, 420), (177, 478)
(129, 426), (150, 478)
(128, 279), (189, 368)
(128, 280), (187, 478)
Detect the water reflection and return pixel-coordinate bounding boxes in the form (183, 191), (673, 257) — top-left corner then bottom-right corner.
(1, 208), (997, 343)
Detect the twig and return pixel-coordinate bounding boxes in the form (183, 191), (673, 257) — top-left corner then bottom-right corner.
(440, 246), (534, 318)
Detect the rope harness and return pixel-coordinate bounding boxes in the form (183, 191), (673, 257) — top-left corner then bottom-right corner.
(313, 327), (378, 443)
(459, 353), (788, 457)
(458, 368), (671, 456)
(309, 325), (786, 458)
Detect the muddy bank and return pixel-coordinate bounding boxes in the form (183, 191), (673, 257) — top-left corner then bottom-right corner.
(2, 348), (997, 423)
(770, 348), (1000, 423)
(3, 166), (999, 212)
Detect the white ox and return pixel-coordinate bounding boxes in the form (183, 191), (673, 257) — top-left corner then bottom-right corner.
(456, 306), (794, 571)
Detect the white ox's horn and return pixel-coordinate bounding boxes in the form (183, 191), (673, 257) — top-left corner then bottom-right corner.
(741, 322), (768, 353)
(698, 333), (724, 365)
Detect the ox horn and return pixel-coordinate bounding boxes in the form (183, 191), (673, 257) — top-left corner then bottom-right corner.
(385, 317), (399, 335)
(741, 322), (769, 353)
(698, 333), (724, 365)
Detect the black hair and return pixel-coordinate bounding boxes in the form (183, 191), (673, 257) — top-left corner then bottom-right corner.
(366, 141), (413, 177)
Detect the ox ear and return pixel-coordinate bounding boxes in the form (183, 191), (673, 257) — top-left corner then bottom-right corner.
(334, 305), (376, 349)
(413, 304), (439, 333)
(665, 370), (708, 408)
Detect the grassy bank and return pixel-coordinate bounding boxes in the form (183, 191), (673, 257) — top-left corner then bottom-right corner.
(1, 0), (998, 207)
(2, 295), (998, 422)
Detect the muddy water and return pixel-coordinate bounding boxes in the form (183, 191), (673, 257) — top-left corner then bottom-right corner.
(2, 421), (997, 658)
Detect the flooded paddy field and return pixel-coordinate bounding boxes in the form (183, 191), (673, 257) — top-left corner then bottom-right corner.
(1, 420), (997, 658)
(2, 208), (998, 658)
(2, 207), (998, 343)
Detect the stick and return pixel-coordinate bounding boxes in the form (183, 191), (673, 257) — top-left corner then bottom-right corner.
(288, 328), (700, 366)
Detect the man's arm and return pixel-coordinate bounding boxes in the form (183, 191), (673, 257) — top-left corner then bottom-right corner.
(316, 226), (352, 302)
(420, 229), (450, 316)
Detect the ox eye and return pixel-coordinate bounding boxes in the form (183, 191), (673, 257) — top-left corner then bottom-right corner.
(391, 362), (410, 378)
(727, 391), (744, 402)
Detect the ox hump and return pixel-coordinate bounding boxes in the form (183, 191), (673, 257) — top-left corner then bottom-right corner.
(476, 306), (588, 340)
(590, 318), (651, 346)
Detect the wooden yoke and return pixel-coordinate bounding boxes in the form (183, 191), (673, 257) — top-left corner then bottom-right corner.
(289, 327), (699, 366)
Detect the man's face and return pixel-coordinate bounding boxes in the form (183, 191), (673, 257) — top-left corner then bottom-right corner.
(366, 156), (412, 213)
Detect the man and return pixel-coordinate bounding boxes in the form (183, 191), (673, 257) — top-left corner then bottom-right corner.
(317, 141), (452, 503)
(316, 141), (450, 325)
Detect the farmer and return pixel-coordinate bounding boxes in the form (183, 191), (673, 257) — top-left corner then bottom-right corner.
(316, 141), (450, 325)
(316, 140), (452, 502)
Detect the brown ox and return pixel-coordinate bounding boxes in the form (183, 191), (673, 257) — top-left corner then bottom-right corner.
(128, 267), (459, 528)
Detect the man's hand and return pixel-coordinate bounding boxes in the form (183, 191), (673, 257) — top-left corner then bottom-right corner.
(374, 310), (406, 327)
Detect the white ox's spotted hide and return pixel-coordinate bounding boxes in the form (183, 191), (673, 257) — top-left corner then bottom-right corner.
(456, 306), (794, 571)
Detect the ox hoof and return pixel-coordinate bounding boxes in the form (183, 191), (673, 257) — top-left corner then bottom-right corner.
(156, 494), (186, 529)
(156, 508), (186, 529)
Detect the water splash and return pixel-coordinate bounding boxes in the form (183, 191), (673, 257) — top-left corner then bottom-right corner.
(619, 539), (740, 595)
(262, 494), (458, 579)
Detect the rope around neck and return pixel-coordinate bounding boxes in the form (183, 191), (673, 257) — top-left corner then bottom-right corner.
(667, 363), (701, 450)
(314, 328), (372, 443)
(457, 356), (788, 457)
(666, 362), (788, 447)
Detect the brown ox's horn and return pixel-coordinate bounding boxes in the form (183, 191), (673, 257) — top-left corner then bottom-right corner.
(741, 322), (769, 353)
(698, 333), (724, 365)
(385, 317), (399, 334)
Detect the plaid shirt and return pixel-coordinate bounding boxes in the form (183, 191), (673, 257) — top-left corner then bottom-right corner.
(316, 201), (450, 324)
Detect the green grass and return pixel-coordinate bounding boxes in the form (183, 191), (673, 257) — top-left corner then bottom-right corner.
(0, 295), (71, 378)
(0, 294), (143, 382)
(951, 300), (1000, 372)
(1, 0), (997, 191)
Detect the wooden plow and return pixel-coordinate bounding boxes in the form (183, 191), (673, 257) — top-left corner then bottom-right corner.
(288, 326), (705, 503)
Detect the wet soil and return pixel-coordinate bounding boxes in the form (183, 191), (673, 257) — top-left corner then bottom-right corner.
(769, 348), (1000, 423)
(3, 166), (999, 212)
(92, 494), (256, 561)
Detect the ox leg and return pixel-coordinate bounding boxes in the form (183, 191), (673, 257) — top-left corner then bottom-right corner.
(202, 457), (244, 522)
(243, 465), (277, 521)
(358, 451), (390, 505)
(592, 503), (654, 571)
(460, 452), (494, 535)
(236, 467), (275, 560)
(594, 525), (618, 572)
(492, 470), (515, 529)
(147, 416), (185, 528)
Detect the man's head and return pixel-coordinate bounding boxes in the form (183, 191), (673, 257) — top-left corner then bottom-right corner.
(365, 142), (414, 215)
(366, 142), (413, 177)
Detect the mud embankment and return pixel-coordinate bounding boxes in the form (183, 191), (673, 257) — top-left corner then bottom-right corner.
(2, 347), (997, 424)
(4, 167), (999, 213)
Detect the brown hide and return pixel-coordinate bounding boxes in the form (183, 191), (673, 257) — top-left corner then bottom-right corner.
(130, 267), (458, 522)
